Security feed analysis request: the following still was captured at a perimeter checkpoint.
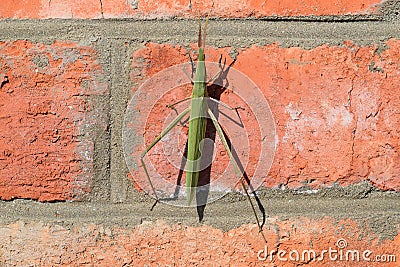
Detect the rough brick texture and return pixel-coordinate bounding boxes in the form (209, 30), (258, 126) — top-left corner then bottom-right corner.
(130, 40), (400, 192)
(0, 0), (384, 19)
(0, 40), (108, 201)
(0, 0), (399, 265)
(0, 219), (398, 266)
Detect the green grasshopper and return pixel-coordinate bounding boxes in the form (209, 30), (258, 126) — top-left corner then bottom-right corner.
(139, 18), (267, 243)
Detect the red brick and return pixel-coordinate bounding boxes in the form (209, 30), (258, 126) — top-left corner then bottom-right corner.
(0, 0), (42, 18)
(41, 0), (103, 19)
(137, 0), (382, 17)
(0, 0), (383, 19)
(101, 0), (138, 18)
(237, 40), (400, 191)
(129, 40), (400, 192)
(0, 218), (398, 266)
(0, 40), (108, 201)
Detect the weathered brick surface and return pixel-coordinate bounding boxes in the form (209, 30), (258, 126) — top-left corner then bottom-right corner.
(0, 219), (397, 266)
(135, 0), (382, 18)
(0, 0), (383, 19)
(130, 40), (400, 192)
(0, 40), (108, 201)
(0, 2), (398, 265)
(237, 40), (400, 191)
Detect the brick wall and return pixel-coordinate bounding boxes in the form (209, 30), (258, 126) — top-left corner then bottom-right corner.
(0, 0), (386, 18)
(0, 1), (399, 266)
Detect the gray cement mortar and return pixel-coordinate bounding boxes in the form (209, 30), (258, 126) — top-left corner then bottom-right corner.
(0, 17), (399, 238)
(0, 184), (399, 240)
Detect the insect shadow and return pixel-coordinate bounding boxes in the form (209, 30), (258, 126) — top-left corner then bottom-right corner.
(166, 58), (266, 227)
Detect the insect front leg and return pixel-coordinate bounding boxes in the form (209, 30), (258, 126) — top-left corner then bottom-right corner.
(166, 97), (192, 109)
(207, 97), (246, 128)
(208, 97), (245, 112)
(207, 55), (226, 83)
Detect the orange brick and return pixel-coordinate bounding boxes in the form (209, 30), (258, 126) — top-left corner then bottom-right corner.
(0, 0), (383, 19)
(0, 0), (42, 18)
(138, 0), (382, 17)
(0, 41), (108, 201)
(129, 40), (400, 192)
(0, 218), (398, 266)
(41, 0), (103, 19)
